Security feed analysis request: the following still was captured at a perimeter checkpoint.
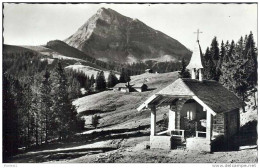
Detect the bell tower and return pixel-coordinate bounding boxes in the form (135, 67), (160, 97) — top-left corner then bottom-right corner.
(186, 29), (204, 81)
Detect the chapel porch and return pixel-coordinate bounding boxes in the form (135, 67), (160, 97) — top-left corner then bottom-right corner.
(138, 95), (216, 152)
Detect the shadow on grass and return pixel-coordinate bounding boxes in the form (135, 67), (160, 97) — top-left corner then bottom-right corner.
(6, 146), (117, 163)
(6, 125), (150, 163)
(78, 107), (116, 117)
(81, 125), (150, 142)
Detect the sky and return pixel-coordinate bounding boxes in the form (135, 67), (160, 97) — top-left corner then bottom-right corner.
(3, 3), (257, 51)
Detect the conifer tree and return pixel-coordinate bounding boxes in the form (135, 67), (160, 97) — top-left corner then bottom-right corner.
(245, 32), (257, 87)
(31, 91), (41, 146)
(228, 40), (236, 62)
(51, 61), (74, 140)
(223, 41), (230, 63)
(95, 71), (106, 91)
(85, 76), (91, 90)
(210, 37), (220, 64)
(39, 70), (53, 143)
(215, 41), (225, 81)
(179, 58), (191, 78)
(119, 68), (126, 83)
(11, 78), (27, 147)
(23, 80), (33, 148)
(107, 71), (119, 88)
(210, 37), (219, 80)
(203, 47), (216, 80)
(125, 69), (131, 82)
(90, 74), (95, 87)
(68, 76), (81, 99)
(3, 74), (18, 161)
(119, 68), (131, 83)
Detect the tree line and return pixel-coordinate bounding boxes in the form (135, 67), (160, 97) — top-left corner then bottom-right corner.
(125, 60), (183, 74)
(3, 52), (85, 161)
(3, 50), (132, 160)
(202, 32), (257, 103)
(67, 67), (131, 94)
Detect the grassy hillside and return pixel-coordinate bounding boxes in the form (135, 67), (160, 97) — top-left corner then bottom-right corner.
(65, 64), (120, 80)
(73, 72), (180, 131)
(46, 40), (95, 62)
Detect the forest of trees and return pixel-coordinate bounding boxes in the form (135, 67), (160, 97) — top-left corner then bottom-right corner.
(125, 60), (183, 74)
(2, 50), (130, 160)
(2, 52), (85, 161)
(202, 32), (257, 104)
(2, 50), (132, 160)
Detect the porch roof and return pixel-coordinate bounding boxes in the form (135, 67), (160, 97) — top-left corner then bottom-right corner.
(137, 78), (243, 114)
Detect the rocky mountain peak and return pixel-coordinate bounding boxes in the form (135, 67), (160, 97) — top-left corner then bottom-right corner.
(64, 8), (192, 64)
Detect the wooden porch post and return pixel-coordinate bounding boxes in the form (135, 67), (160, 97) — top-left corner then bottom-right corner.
(151, 105), (156, 136)
(206, 110), (212, 140)
(168, 109), (175, 130)
(175, 109), (181, 130)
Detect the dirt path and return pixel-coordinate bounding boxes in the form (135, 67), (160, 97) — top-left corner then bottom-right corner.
(49, 136), (258, 163)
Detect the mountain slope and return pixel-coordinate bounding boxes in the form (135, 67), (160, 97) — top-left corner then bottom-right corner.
(64, 8), (192, 63)
(3, 44), (44, 56)
(20, 41), (110, 71)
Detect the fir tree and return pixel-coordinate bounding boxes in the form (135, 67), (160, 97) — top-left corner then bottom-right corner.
(203, 47), (216, 80)
(51, 61), (74, 140)
(210, 37), (220, 63)
(179, 58), (191, 78)
(85, 76), (91, 90)
(68, 76), (81, 99)
(90, 74), (95, 88)
(39, 70), (53, 143)
(23, 80), (33, 148)
(119, 68), (131, 83)
(3, 74), (18, 161)
(245, 32), (257, 87)
(107, 71), (119, 88)
(119, 68), (126, 83)
(95, 71), (107, 91)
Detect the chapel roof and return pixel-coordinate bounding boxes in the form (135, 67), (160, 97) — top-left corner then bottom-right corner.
(139, 78), (243, 114)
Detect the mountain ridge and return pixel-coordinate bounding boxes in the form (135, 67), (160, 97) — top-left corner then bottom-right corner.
(64, 7), (192, 64)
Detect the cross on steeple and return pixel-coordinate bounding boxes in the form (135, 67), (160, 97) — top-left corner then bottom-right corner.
(194, 29), (203, 42)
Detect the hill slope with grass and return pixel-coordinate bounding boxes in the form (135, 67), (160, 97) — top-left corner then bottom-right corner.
(65, 64), (119, 80)
(73, 71), (180, 131)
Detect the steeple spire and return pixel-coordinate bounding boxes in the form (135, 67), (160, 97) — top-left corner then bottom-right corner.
(186, 29), (204, 81)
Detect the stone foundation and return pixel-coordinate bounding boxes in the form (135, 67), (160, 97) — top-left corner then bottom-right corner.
(150, 136), (172, 150)
(186, 137), (211, 152)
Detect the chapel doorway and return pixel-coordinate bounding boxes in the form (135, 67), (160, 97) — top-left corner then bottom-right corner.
(180, 99), (206, 138)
